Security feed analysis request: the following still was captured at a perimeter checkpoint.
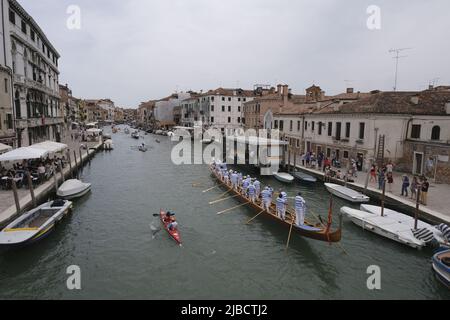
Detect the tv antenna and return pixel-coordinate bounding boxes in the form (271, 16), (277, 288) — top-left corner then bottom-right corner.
(389, 47), (412, 91)
(429, 77), (440, 88)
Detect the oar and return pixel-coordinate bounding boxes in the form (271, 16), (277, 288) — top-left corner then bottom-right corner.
(202, 185), (219, 193)
(209, 194), (239, 205)
(245, 210), (265, 224)
(210, 189), (232, 199)
(285, 217), (295, 251)
(217, 201), (250, 215)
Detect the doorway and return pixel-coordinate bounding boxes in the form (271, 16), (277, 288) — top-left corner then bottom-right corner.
(413, 152), (424, 175)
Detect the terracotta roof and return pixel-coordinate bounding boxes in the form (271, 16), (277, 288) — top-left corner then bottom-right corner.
(204, 87), (255, 97)
(314, 90), (450, 115)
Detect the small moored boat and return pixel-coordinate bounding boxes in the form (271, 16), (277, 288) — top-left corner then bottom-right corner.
(57, 179), (91, 200)
(360, 204), (447, 245)
(432, 248), (450, 288)
(292, 170), (317, 183)
(0, 199), (73, 246)
(274, 172), (294, 183)
(160, 209), (181, 245)
(325, 183), (369, 203)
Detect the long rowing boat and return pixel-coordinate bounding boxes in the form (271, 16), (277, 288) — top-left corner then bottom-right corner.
(160, 209), (182, 245)
(210, 166), (342, 242)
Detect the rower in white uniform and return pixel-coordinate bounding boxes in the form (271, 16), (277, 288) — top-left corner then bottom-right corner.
(248, 182), (256, 203)
(294, 192), (306, 226)
(261, 187), (271, 211)
(276, 193), (287, 220)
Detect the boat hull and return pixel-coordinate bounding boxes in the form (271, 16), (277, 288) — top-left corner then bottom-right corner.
(432, 249), (450, 288)
(325, 183), (369, 203)
(210, 166), (341, 242)
(274, 173), (294, 183)
(340, 206), (424, 249)
(0, 200), (72, 247)
(160, 210), (182, 245)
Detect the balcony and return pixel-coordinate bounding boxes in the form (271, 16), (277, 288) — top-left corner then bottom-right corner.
(15, 116), (64, 128)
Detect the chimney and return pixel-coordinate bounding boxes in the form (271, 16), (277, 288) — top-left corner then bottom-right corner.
(282, 85), (289, 105)
(277, 84), (282, 97)
(346, 88), (354, 94)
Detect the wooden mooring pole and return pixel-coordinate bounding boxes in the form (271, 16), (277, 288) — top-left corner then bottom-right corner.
(11, 177), (21, 214)
(73, 150), (79, 179)
(67, 151), (73, 179)
(26, 170), (36, 207)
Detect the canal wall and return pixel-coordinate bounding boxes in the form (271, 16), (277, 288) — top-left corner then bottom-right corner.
(0, 141), (103, 229)
(289, 164), (450, 225)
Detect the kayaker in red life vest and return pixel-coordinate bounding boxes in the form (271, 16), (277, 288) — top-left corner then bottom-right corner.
(168, 217), (178, 231)
(164, 211), (175, 223)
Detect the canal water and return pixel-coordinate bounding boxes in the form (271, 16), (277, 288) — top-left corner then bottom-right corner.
(0, 127), (449, 299)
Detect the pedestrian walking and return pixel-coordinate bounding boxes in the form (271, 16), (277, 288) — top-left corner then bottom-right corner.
(420, 178), (430, 205)
(410, 176), (418, 200)
(401, 175), (410, 197)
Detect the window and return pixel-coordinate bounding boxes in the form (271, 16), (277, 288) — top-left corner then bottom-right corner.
(274, 120), (278, 129)
(237, 117), (241, 123)
(358, 122), (365, 140)
(222, 105), (225, 112)
(431, 125), (440, 140)
(4, 78), (8, 93)
(211, 97), (214, 102)
(243, 98), (246, 102)
(210, 117), (214, 123)
(312, 121), (315, 131)
(7, 114), (13, 129)
(238, 106), (241, 112)
(335, 122), (341, 140)
(228, 117), (231, 123)
(297, 121), (300, 131)
(228, 97), (231, 101)
(296, 139), (300, 148)
(328, 122), (332, 136)
(210, 105), (214, 112)
(228, 106), (231, 112)
(345, 122), (351, 138)
(30, 29), (35, 41)
(305, 121), (308, 130)
(242, 118), (245, 124)
(9, 10), (15, 24)
(279, 120), (284, 131)
(343, 151), (349, 159)
(238, 98), (241, 102)
(290, 120), (293, 131)
(21, 20), (27, 34)
(318, 122), (322, 135)
(221, 97), (225, 101)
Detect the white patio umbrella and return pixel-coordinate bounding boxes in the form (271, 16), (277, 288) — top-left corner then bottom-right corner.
(0, 146), (49, 162)
(30, 141), (67, 153)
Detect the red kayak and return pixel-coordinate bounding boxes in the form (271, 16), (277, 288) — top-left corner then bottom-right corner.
(160, 209), (182, 245)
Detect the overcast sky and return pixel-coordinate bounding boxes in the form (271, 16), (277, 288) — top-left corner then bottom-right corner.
(19, 0), (450, 108)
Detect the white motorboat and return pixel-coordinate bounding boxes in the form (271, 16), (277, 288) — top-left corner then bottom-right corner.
(292, 170), (317, 183)
(57, 179), (91, 200)
(360, 204), (448, 245)
(274, 172), (294, 183)
(324, 183), (369, 203)
(0, 199), (73, 246)
(103, 139), (114, 150)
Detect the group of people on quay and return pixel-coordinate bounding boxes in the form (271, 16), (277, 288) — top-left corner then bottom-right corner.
(0, 156), (68, 190)
(369, 161), (431, 206)
(211, 160), (307, 227)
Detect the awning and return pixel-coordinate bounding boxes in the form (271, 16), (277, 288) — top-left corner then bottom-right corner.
(0, 146), (49, 162)
(0, 143), (13, 154)
(86, 128), (102, 134)
(30, 141), (67, 153)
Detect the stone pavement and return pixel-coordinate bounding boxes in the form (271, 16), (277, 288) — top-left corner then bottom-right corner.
(289, 160), (450, 224)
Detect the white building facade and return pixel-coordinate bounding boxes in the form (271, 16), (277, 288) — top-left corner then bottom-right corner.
(6, 0), (63, 147)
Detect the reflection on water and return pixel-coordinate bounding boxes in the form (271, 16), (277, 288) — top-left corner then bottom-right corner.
(0, 127), (449, 299)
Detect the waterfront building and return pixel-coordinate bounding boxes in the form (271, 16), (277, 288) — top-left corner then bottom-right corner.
(0, 65), (14, 147)
(137, 100), (155, 128)
(153, 92), (190, 129)
(114, 107), (124, 123)
(180, 93), (202, 128)
(6, 0), (63, 146)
